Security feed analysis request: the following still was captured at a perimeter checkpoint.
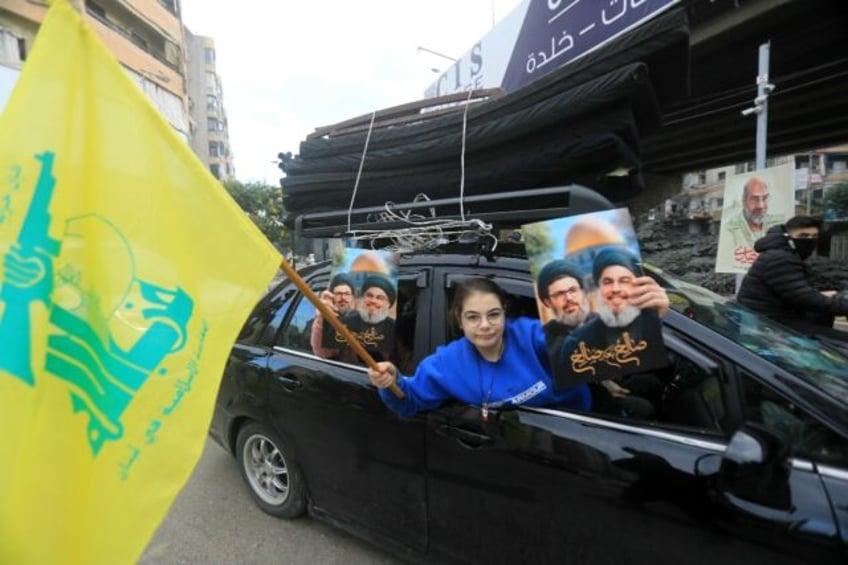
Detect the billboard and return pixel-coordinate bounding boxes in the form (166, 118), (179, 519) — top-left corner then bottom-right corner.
(424, 0), (679, 98)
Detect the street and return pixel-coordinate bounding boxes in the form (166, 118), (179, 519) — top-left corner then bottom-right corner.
(139, 438), (403, 565)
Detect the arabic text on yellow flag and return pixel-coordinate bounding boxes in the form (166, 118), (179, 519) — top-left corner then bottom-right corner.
(0, 1), (280, 562)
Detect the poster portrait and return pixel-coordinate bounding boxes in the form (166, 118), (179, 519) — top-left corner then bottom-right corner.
(523, 208), (667, 388)
(318, 248), (398, 362)
(715, 162), (793, 273)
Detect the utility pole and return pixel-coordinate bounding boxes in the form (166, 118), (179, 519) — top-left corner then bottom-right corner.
(740, 42), (774, 171)
(755, 43), (772, 171)
(737, 41), (775, 293)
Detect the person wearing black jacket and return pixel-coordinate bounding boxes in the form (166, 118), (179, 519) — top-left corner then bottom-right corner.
(737, 215), (848, 342)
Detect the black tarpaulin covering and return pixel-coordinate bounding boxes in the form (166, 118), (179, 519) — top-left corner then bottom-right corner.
(643, 0), (848, 173)
(284, 63), (653, 176)
(279, 6), (690, 220)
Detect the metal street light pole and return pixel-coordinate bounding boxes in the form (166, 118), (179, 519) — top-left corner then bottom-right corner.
(754, 42), (772, 171)
(736, 41), (774, 294)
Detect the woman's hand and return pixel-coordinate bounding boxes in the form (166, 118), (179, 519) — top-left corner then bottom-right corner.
(368, 361), (398, 390)
(628, 276), (670, 318)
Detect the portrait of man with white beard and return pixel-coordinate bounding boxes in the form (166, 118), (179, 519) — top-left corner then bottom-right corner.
(336, 274), (396, 362)
(715, 163), (792, 273)
(314, 248), (398, 364)
(551, 246), (668, 388)
(595, 261), (644, 329)
(525, 209), (670, 395)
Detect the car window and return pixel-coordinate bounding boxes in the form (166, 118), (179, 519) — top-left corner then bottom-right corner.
(277, 294), (317, 352)
(444, 274), (537, 342)
(273, 276), (421, 374)
(239, 285), (297, 345)
(267, 275), (326, 353)
(442, 273), (723, 427)
(392, 278), (420, 374)
(496, 277), (680, 426)
(657, 347), (726, 434)
(281, 278), (364, 362)
(741, 373), (848, 466)
(658, 271), (848, 405)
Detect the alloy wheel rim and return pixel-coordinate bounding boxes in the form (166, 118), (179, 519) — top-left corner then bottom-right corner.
(243, 434), (289, 505)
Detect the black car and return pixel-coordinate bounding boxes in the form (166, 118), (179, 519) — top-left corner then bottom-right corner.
(209, 238), (848, 564)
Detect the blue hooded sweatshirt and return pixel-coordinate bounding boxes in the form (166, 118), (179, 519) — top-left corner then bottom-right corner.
(378, 317), (591, 418)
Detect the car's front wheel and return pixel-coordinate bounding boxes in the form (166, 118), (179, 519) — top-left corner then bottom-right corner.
(236, 422), (307, 518)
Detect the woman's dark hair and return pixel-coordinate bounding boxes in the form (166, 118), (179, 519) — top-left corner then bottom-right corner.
(450, 278), (507, 324)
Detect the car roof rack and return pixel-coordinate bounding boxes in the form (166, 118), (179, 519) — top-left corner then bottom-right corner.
(293, 184), (615, 239)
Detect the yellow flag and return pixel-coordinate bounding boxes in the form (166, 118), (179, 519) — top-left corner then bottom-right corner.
(0, 1), (280, 562)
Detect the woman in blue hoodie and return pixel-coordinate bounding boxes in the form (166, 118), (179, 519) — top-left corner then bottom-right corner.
(368, 277), (668, 419)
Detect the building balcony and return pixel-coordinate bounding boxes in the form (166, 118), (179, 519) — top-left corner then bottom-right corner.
(86, 7), (184, 95)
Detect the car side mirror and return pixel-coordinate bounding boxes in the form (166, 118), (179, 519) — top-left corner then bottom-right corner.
(717, 423), (791, 510)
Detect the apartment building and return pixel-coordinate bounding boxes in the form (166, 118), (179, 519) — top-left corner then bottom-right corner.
(794, 145), (848, 218)
(185, 30), (234, 180)
(660, 148), (848, 224)
(1, 0), (42, 111)
(2, 0), (235, 180)
(1, 0), (190, 138)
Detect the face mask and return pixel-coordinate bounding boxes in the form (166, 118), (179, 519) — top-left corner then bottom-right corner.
(790, 238), (817, 259)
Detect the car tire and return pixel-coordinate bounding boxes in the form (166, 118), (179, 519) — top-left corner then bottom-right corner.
(236, 422), (307, 519)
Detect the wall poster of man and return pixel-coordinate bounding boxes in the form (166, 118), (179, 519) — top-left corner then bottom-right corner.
(320, 247), (398, 362)
(523, 209), (667, 390)
(715, 162), (793, 273)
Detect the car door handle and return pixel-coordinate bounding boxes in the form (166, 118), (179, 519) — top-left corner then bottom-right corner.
(273, 374), (302, 391)
(437, 424), (493, 450)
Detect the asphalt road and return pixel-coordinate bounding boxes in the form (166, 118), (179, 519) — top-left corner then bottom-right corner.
(139, 438), (403, 565)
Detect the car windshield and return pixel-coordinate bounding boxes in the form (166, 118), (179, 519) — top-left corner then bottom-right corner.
(659, 271), (848, 404)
